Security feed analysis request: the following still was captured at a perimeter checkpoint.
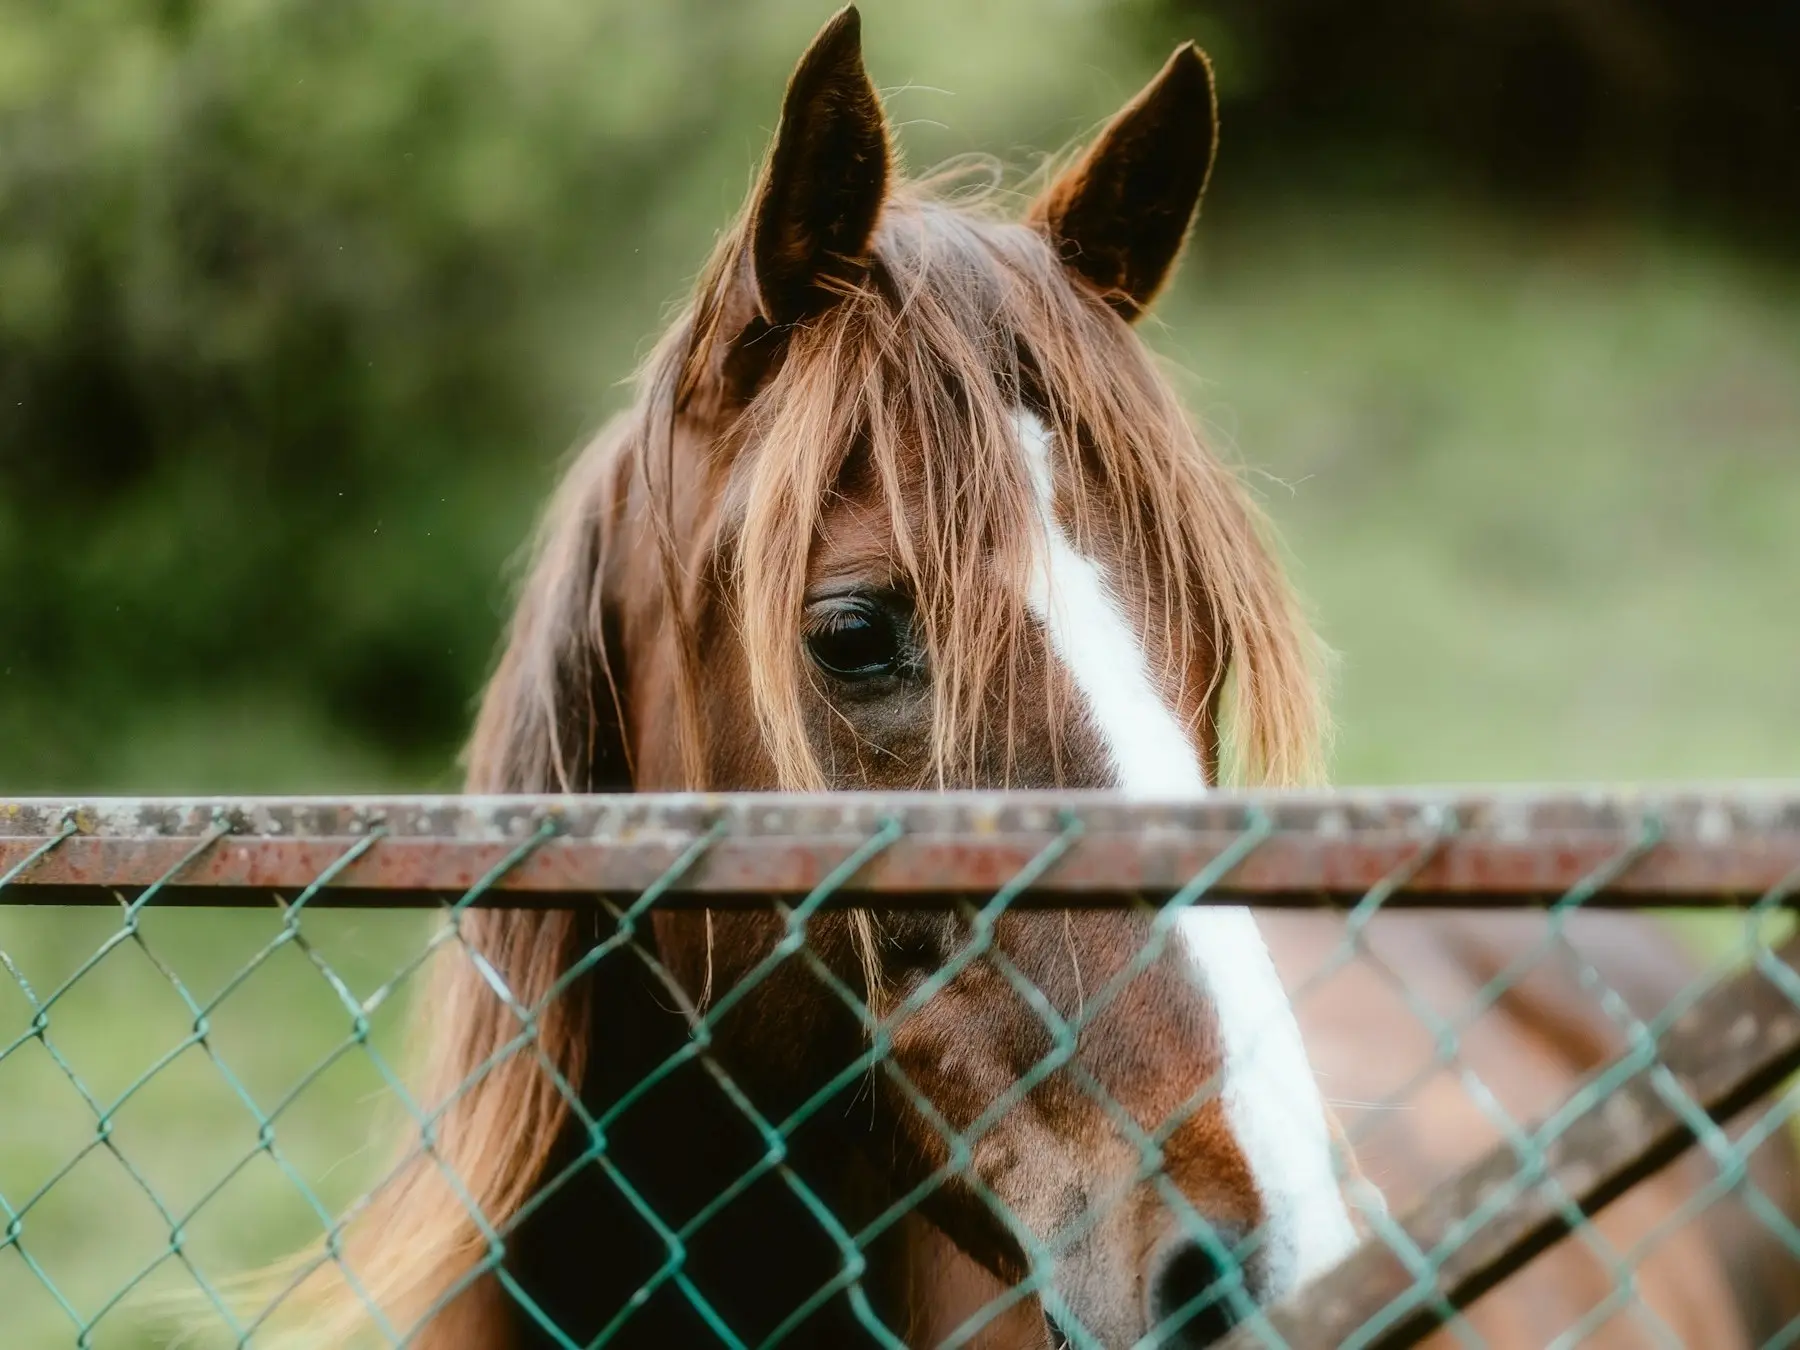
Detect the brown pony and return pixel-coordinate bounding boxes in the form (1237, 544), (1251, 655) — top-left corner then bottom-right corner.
(267, 9), (1799, 1348)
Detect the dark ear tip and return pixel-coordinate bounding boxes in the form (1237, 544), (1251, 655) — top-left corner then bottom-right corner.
(1159, 41), (1216, 102)
(789, 6), (870, 98)
(815, 5), (864, 57)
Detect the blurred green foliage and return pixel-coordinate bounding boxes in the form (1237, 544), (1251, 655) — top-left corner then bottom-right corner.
(0, 0), (1169, 792)
(2, 0), (1795, 793)
(1172, 1), (1800, 244)
(1, 2), (1798, 1347)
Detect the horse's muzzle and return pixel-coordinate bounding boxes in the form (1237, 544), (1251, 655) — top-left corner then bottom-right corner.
(1040, 1226), (1253, 1348)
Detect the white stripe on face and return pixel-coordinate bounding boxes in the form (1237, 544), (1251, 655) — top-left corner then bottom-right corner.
(1014, 410), (1359, 1296)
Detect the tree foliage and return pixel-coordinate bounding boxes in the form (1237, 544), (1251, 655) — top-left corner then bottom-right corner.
(0, 0), (1156, 788)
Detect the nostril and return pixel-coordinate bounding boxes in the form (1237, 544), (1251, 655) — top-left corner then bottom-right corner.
(1148, 1234), (1252, 1347)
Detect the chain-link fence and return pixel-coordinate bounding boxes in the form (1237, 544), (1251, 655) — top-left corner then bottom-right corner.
(2, 790), (1798, 1350)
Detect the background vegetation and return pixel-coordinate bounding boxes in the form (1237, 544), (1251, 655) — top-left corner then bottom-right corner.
(2, 1), (1795, 1345)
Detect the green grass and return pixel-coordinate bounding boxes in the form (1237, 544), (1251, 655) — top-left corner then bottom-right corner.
(1169, 204), (1800, 784)
(0, 907), (425, 1347)
(4, 204), (1799, 1347)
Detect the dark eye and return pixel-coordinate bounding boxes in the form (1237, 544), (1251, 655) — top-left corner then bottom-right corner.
(804, 600), (904, 681)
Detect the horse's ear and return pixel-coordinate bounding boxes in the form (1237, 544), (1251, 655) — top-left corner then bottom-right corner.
(701, 7), (889, 399)
(1027, 43), (1218, 320)
(751, 6), (890, 326)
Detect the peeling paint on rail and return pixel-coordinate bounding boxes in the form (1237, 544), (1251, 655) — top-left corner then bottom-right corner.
(1, 789), (1798, 908)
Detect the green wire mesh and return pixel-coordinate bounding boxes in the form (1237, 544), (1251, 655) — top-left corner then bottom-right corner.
(1, 796), (1797, 1350)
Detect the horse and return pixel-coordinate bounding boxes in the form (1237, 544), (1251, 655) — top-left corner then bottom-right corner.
(905, 908), (1800, 1348)
(265, 8), (1800, 1347)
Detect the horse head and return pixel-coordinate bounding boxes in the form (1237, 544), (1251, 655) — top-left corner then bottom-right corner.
(289, 9), (1363, 1347)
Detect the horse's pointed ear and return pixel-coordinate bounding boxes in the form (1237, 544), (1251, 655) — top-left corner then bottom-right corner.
(692, 6), (890, 404)
(749, 5), (890, 327)
(1027, 43), (1218, 320)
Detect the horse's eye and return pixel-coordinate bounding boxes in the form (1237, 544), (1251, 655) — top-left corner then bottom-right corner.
(805, 602), (904, 681)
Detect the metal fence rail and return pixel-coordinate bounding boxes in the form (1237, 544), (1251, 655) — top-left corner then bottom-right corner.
(7, 789), (1800, 909)
(2, 788), (1798, 1350)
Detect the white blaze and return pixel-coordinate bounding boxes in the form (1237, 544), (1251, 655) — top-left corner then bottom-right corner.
(1014, 410), (1358, 1295)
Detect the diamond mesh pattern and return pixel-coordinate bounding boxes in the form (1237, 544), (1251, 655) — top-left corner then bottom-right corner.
(1, 794), (1797, 1350)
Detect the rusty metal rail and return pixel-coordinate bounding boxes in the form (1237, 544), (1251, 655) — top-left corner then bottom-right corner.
(4, 788), (1800, 908)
